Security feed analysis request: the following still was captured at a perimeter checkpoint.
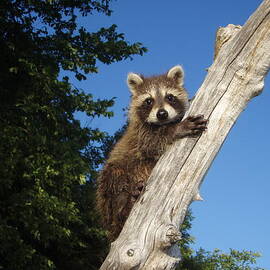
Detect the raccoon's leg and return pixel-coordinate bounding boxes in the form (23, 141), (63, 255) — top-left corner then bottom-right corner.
(96, 163), (138, 241)
(175, 115), (208, 138)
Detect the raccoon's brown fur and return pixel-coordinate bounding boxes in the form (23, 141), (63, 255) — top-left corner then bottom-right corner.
(96, 66), (207, 241)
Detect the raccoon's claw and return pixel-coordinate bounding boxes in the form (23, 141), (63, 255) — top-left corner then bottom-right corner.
(176, 115), (208, 138)
(187, 115), (208, 130)
(131, 181), (145, 201)
(137, 181), (145, 191)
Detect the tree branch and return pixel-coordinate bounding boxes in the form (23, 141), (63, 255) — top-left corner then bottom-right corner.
(100, 1), (270, 269)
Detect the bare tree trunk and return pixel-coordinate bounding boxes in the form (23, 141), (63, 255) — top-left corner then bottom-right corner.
(100, 1), (270, 269)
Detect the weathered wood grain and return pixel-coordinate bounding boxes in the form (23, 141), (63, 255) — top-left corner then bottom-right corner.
(100, 1), (270, 269)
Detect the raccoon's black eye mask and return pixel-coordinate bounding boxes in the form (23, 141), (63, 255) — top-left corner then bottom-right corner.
(144, 98), (154, 106)
(165, 94), (176, 103)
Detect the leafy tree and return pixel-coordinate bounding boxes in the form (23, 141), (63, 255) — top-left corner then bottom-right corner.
(178, 247), (264, 270)
(0, 0), (146, 269)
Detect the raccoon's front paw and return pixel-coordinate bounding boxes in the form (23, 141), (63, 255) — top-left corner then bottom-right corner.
(131, 181), (145, 202)
(176, 115), (208, 138)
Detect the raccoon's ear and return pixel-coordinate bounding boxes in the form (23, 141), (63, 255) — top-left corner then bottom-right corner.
(167, 65), (184, 86)
(127, 73), (143, 94)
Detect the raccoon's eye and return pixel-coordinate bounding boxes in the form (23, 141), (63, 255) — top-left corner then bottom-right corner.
(166, 94), (176, 103)
(144, 97), (154, 106)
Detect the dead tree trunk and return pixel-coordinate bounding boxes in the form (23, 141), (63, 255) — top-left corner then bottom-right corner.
(100, 1), (270, 269)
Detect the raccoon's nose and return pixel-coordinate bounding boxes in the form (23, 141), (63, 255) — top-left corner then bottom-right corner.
(157, 109), (168, 120)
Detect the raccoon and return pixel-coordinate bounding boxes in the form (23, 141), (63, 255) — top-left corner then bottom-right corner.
(96, 65), (207, 241)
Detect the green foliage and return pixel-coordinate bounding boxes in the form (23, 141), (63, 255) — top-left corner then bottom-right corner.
(0, 0), (146, 269)
(0, 0), (146, 81)
(179, 209), (195, 259)
(178, 248), (264, 270)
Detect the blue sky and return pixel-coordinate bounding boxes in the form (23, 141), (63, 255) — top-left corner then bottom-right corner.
(73, 0), (269, 267)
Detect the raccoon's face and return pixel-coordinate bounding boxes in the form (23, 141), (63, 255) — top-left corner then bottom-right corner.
(127, 66), (189, 126)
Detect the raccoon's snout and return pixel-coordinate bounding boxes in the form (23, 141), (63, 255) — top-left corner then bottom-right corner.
(156, 109), (168, 120)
